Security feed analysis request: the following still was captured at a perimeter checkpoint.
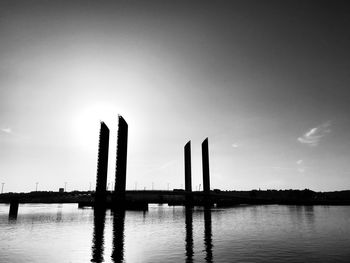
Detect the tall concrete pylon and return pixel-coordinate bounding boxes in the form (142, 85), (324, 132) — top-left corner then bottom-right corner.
(95, 122), (110, 204)
(114, 115), (128, 198)
(202, 138), (210, 194)
(184, 141), (192, 192)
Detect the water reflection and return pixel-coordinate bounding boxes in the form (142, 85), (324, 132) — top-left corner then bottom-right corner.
(91, 209), (106, 263)
(56, 204), (62, 222)
(3, 204), (350, 262)
(91, 209), (126, 263)
(304, 206), (315, 225)
(204, 207), (213, 263)
(8, 213), (17, 221)
(90, 205), (215, 263)
(111, 210), (125, 263)
(8, 200), (19, 220)
(287, 205), (315, 227)
(185, 207), (193, 262)
(184, 206), (214, 262)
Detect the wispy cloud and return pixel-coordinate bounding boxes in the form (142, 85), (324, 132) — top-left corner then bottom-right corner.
(297, 121), (331, 146)
(1, 127), (12, 134)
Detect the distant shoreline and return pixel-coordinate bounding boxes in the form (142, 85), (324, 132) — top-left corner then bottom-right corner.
(1, 189), (350, 206)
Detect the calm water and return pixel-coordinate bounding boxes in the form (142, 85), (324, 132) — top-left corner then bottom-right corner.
(1, 204), (350, 262)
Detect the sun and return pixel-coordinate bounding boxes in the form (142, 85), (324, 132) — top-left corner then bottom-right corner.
(72, 102), (118, 152)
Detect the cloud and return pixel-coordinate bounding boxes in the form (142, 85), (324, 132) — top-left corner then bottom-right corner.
(297, 121), (331, 146)
(1, 128), (12, 134)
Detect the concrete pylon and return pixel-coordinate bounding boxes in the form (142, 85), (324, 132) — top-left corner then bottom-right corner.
(114, 115), (128, 200)
(9, 198), (19, 220)
(184, 141), (192, 192)
(202, 138), (210, 194)
(95, 121), (110, 204)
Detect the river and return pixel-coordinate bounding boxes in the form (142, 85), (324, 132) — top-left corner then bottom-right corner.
(1, 204), (350, 262)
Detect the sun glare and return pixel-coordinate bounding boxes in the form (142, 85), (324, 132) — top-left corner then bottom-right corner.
(73, 102), (119, 151)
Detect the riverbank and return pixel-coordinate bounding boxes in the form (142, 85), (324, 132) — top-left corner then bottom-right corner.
(1, 189), (350, 205)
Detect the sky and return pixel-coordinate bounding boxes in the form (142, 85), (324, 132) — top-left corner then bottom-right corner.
(1, 0), (350, 192)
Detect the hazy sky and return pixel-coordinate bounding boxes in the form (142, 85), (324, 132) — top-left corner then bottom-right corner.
(1, 0), (350, 192)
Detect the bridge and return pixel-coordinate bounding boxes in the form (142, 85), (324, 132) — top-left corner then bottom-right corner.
(94, 115), (216, 210)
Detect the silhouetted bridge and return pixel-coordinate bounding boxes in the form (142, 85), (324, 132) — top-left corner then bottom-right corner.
(80, 190), (275, 209)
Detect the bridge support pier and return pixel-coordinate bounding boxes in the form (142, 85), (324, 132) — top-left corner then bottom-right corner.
(113, 116), (129, 209)
(95, 122), (110, 207)
(9, 198), (19, 219)
(184, 141), (193, 205)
